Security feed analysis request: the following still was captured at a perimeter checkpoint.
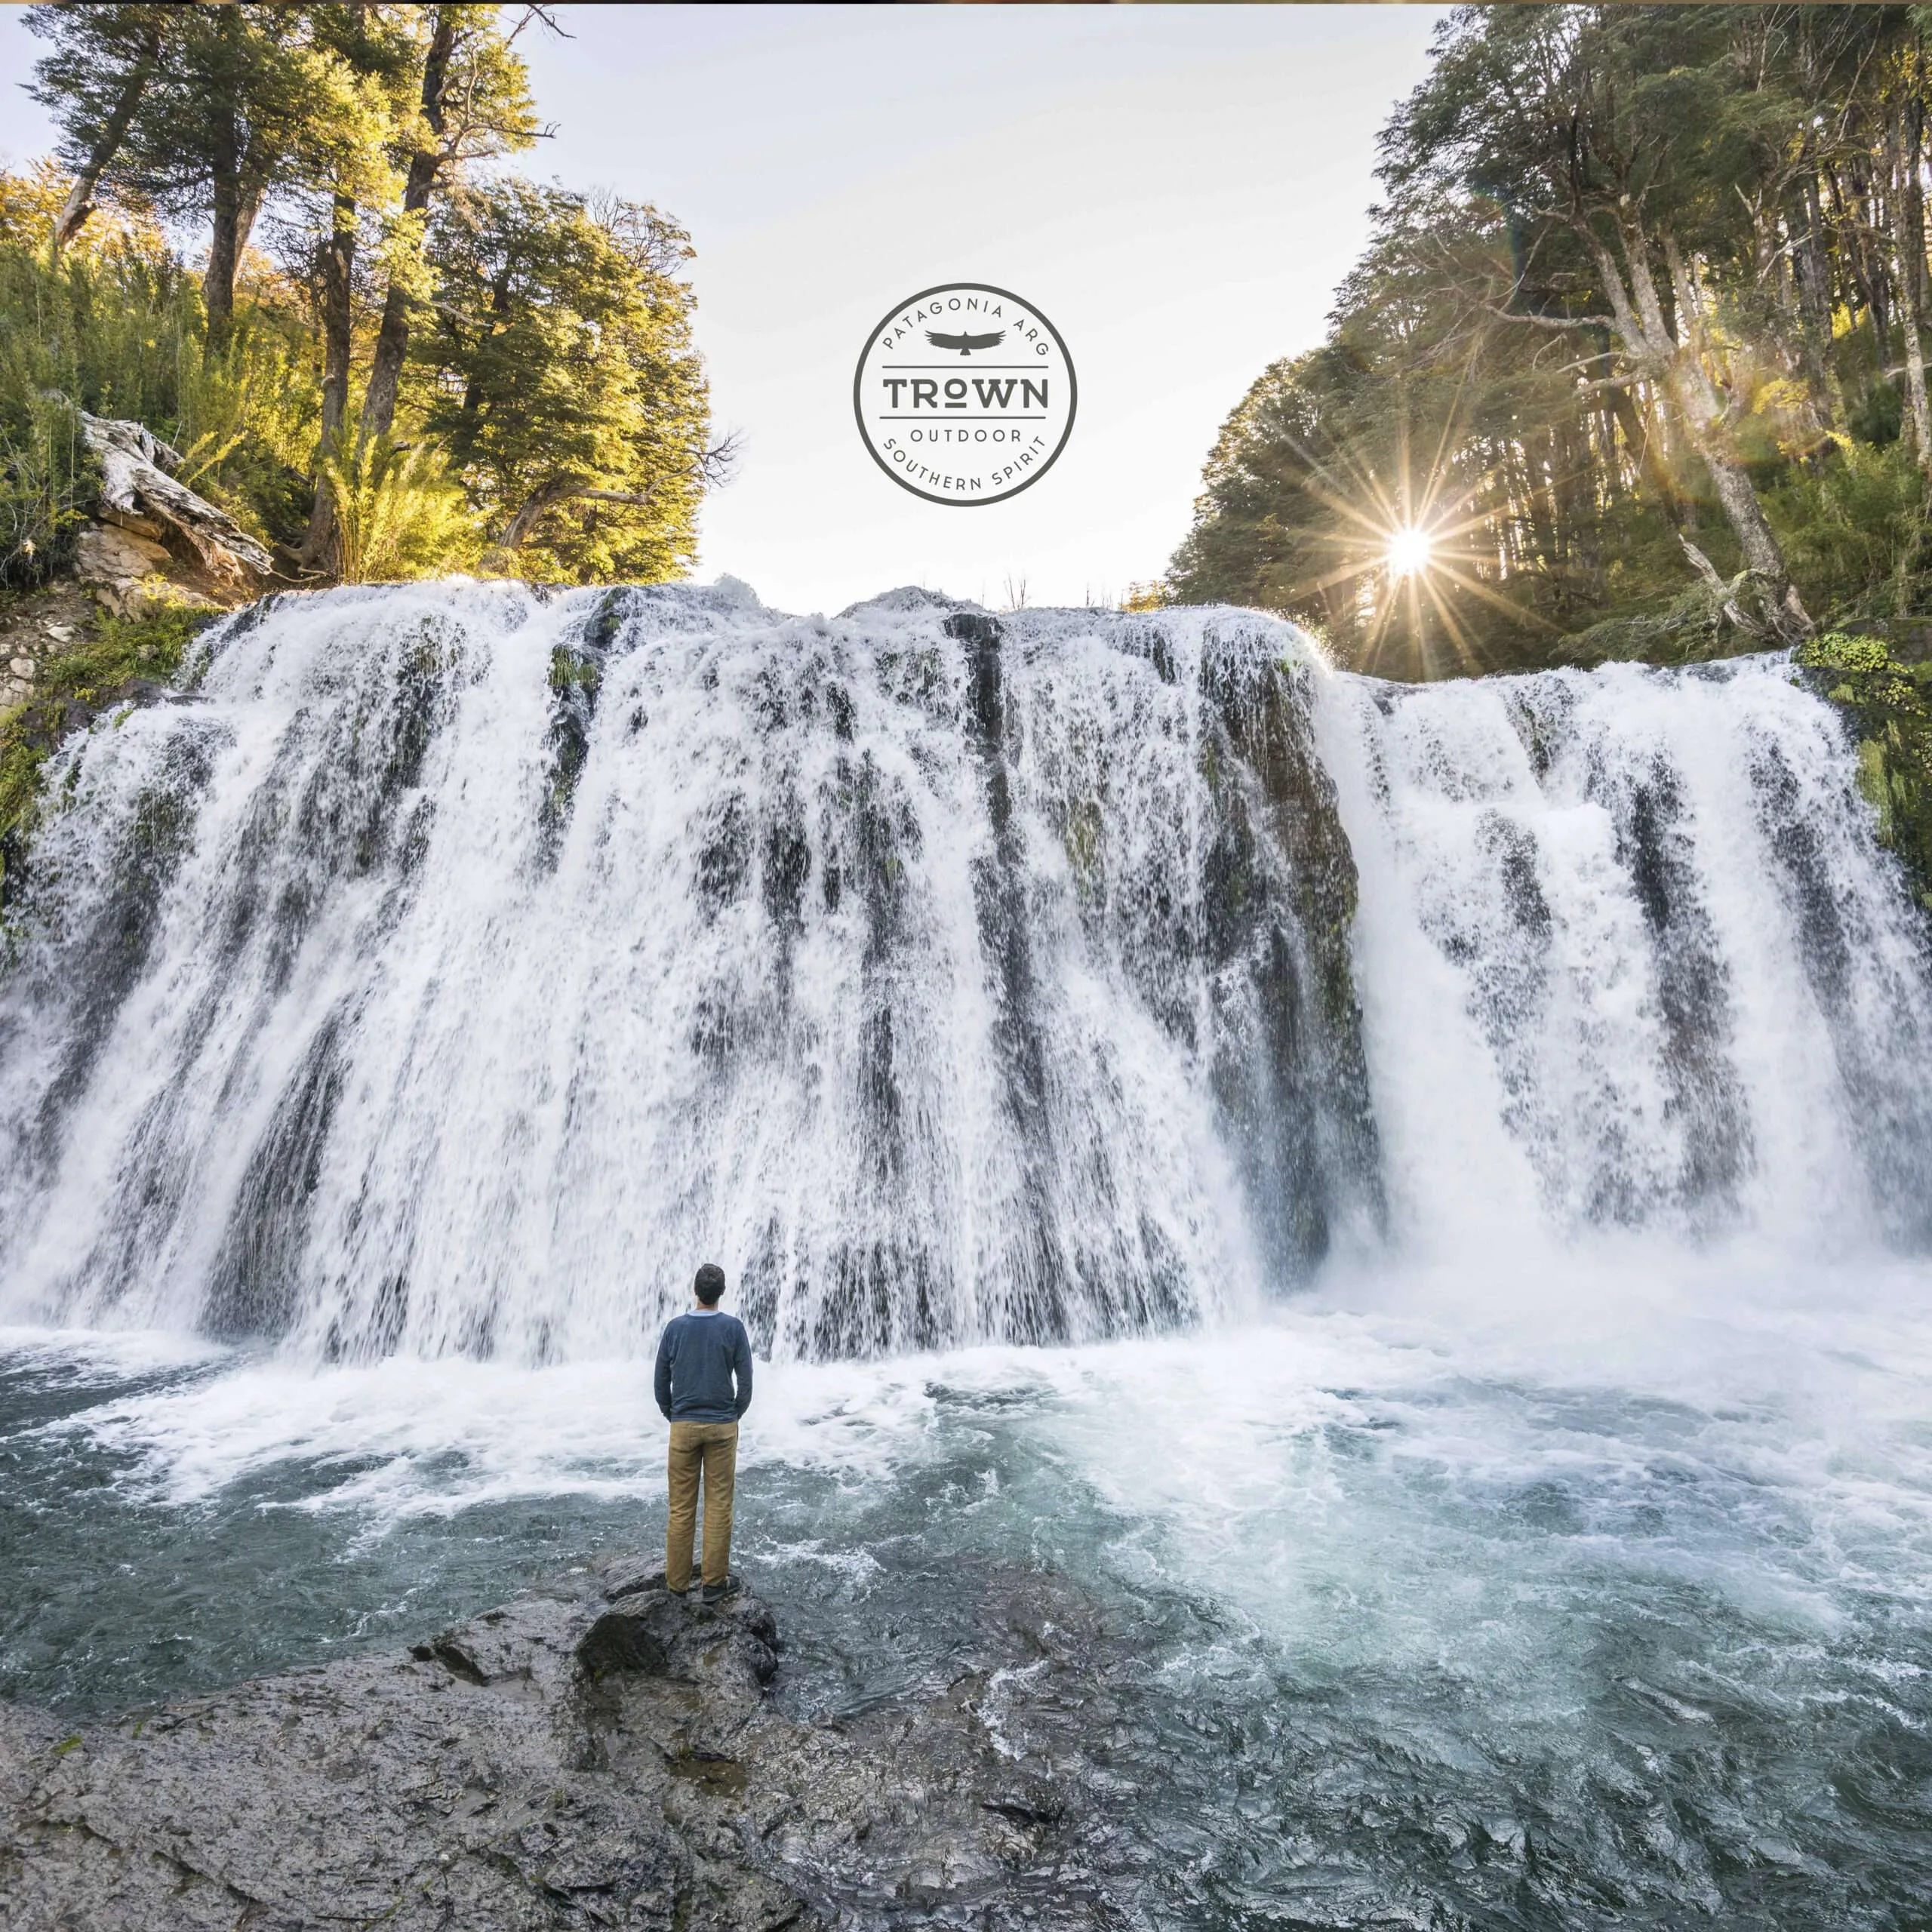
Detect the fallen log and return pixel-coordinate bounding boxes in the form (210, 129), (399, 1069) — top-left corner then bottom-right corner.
(77, 412), (273, 583)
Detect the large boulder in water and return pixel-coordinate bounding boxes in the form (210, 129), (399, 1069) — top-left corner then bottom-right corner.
(0, 1556), (1146, 1931)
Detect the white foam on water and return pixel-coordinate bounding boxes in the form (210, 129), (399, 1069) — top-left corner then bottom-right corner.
(18, 1244), (1930, 1669)
(25, 1344), (946, 1515)
(0, 1324), (229, 1383)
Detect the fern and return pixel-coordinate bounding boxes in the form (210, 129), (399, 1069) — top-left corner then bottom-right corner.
(320, 436), (480, 583)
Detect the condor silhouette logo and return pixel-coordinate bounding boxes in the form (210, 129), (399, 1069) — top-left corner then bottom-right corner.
(854, 282), (1076, 506)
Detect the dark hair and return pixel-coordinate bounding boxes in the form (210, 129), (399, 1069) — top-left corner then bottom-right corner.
(694, 1263), (725, 1306)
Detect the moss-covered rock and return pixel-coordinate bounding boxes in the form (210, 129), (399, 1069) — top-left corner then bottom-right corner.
(1796, 629), (1932, 912)
(1552, 572), (1792, 670)
(1555, 583), (1736, 669)
(0, 595), (214, 906)
(537, 631), (607, 862)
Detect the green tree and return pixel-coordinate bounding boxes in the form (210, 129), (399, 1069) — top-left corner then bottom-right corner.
(29, 2), (383, 354)
(1169, 348), (1378, 639)
(11, 5), (721, 593)
(357, 5), (539, 446)
(285, 5), (423, 567)
(23, 3), (170, 253)
(1171, 4), (1932, 675)
(417, 182), (715, 583)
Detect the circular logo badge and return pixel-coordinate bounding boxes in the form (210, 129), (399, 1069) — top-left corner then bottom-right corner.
(853, 282), (1076, 506)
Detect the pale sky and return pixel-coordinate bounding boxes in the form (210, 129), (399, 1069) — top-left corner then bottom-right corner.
(0, 4), (1445, 615)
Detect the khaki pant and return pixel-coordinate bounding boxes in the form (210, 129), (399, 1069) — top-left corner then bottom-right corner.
(666, 1420), (738, 1592)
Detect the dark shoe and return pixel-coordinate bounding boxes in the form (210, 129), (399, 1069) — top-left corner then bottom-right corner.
(700, 1575), (740, 1605)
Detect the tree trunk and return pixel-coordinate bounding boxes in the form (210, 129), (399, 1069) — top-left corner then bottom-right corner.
(301, 192), (358, 568)
(1794, 174), (1841, 429)
(1908, 89), (1929, 319)
(202, 7), (249, 355)
(205, 140), (242, 352)
(235, 180), (264, 266)
(489, 480), (655, 565)
(53, 20), (163, 251)
(1660, 343), (1808, 632)
(1604, 383), (1681, 521)
(1555, 415), (1601, 604)
(1891, 103), (1932, 472)
(493, 475), (580, 557)
(360, 8), (459, 443)
(1841, 157), (1894, 365)
(1670, 235), (1810, 629)
(1589, 331), (1630, 496)
(1590, 222), (1808, 639)
(1866, 157), (1895, 358)
(204, 164), (263, 357)
(78, 411), (273, 580)
(1761, 193), (1821, 441)
(1515, 439), (1556, 574)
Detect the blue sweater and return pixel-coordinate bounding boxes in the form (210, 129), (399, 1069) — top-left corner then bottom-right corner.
(654, 1311), (753, 1423)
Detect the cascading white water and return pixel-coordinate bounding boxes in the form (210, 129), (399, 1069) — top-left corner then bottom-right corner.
(0, 580), (1925, 1364)
(1325, 657), (1932, 1255)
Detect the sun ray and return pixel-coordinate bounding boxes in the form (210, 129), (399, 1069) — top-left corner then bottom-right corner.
(1245, 355), (1604, 678)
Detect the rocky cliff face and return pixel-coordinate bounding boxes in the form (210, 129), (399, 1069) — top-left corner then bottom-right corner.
(0, 1561), (1132, 1931)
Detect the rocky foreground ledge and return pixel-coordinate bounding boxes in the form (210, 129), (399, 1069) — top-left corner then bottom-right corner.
(0, 1558), (1118, 1931)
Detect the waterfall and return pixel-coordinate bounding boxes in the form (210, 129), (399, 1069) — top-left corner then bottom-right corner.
(0, 580), (1925, 1361)
(1325, 657), (1932, 1254)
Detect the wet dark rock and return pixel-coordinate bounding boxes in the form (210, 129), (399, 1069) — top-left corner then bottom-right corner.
(1197, 648), (1386, 1274)
(0, 1560), (1134, 1930)
(949, 609), (1065, 1336)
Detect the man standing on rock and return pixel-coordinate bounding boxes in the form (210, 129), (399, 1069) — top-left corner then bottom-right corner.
(654, 1263), (754, 1603)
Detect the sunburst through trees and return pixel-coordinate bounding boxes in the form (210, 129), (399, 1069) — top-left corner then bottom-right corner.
(1168, 5), (1932, 683)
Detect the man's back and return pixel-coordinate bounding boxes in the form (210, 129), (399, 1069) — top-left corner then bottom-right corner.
(655, 1309), (753, 1423)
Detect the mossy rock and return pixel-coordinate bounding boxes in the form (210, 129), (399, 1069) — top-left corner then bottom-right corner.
(0, 600), (214, 906)
(1797, 630), (1932, 912)
(535, 637), (608, 862)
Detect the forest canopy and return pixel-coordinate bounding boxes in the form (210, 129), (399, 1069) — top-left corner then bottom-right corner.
(1168, 4), (1932, 679)
(0, 2), (720, 590)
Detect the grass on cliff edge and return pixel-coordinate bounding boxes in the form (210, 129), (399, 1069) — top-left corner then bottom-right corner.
(0, 601), (211, 903)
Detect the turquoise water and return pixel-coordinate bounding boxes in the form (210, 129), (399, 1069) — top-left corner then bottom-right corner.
(8, 1262), (1932, 1929)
